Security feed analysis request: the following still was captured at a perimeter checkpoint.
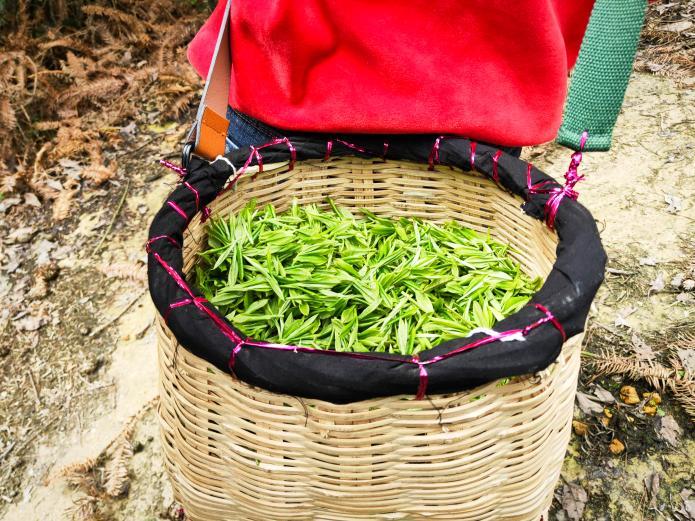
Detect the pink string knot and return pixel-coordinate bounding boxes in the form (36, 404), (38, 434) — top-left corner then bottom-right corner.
(527, 131), (588, 230)
(159, 159), (187, 178)
(226, 137), (297, 190)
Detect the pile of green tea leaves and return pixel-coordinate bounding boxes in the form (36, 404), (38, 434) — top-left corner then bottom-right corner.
(194, 200), (542, 355)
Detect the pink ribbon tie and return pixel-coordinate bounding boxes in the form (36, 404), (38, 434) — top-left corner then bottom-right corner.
(526, 131), (588, 230)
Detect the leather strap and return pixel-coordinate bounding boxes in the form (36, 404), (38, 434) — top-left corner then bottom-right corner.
(189, 0), (232, 162)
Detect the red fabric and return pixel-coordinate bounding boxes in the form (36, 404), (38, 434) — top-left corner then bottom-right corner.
(188, 1), (595, 147)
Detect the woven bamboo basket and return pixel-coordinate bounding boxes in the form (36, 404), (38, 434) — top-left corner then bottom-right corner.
(156, 156), (581, 521)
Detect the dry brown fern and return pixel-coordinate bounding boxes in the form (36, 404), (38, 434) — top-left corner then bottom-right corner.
(1, 0), (206, 217)
(59, 77), (125, 109)
(98, 261), (147, 283)
(55, 457), (98, 490)
(81, 5), (151, 44)
(103, 435), (133, 498)
(82, 163), (115, 186)
(591, 346), (695, 420)
(67, 495), (102, 521)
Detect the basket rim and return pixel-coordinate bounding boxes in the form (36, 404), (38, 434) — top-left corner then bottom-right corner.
(147, 136), (606, 403)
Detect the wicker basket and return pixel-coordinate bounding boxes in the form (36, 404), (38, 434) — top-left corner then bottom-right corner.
(156, 157), (581, 521)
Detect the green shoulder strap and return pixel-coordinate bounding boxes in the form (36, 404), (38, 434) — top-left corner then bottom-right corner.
(557, 0), (648, 151)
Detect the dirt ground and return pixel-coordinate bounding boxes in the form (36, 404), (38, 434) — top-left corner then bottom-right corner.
(0, 67), (693, 521)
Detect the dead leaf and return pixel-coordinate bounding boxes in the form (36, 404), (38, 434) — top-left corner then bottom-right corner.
(644, 472), (660, 507)
(13, 315), (45, 332)
(24, 193), (41, 207)
(609, 438), (625, 455)
(631, 333), (655, 360)
(678, 349), (695, 374)
(0, 197), (21, 213)
(657, 415), (682, 446)
(620, 385), (640, 405)
(576, 392), (605, 416)
(639, 257), (658, 266)
(649, 272), (666, 294)
(679, 489), (695, 521)
(7, 227), (36, 244)
(592, 384), (616, 404)
(672, 273), (685, 288)
(655, 3), (679, 14)
(661, 20), (693, 32)
(615, 306), (637, 328)
(33, 239), (56, 266)
(561, 482), (588, 521)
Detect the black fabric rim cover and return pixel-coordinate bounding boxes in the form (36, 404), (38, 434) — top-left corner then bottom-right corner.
(147, 135), (606, 403)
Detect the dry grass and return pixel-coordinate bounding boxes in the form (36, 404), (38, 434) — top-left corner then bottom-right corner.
(636, 0), (695, 81)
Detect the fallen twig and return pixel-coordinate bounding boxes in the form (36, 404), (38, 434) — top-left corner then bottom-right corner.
(606, 268), (636, 276)
(91, 180), (130, 257)
(88, 288), (147, 338)
(26, 369), (41, 405)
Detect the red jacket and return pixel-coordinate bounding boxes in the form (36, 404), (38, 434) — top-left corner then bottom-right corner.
(188, 1), (594, 147)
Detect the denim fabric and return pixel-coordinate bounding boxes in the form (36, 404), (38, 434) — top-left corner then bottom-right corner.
(225, 107), (280, 151)
(225, 106), (522, 158)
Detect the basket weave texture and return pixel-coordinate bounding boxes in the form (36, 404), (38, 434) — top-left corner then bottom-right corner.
(157, 157), (581, 521)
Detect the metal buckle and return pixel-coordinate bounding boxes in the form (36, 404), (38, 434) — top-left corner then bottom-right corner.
(182, 142), (193, 171)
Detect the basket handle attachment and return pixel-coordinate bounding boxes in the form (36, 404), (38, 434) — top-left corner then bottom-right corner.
(183, 0), (233, 168)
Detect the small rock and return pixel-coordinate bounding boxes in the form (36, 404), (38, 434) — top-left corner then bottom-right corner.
(683, 279), (695, 291)
(609, 438), (625, 455)
(639, 257), (657, 266)
(665, 194), (683, 213)
(619, 385), (640, 405)
(572, 420), (589, 436)
(80, 355), (104, 375)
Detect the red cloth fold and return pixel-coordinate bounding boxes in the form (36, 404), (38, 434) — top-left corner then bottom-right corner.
(188, 0), (594, 146)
